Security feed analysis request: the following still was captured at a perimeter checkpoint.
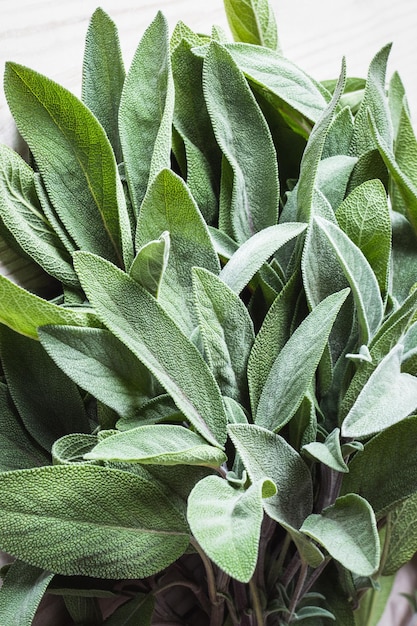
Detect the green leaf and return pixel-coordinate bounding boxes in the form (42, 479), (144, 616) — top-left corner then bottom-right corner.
(52, 433), (98, 465)
(0, 560), (54, 626)
(187, 475), (274, 582)
(74, 252), (227, 447)
(0, 325), (90, 452)
(63, 595), (102, 626)
(129, 231), (170, 298)
(391, 102), (417, 219)
(300, 494), (380, 576)
(4, 62), (132, 267)
(82, 8), (125, 163)
(342, 344), (417, 439)
(103, 593), (154, 626)
(382, 494), (417, 575)
(341, 416), (417, 517)
(39, 326), (156, 419)
(135, 169), (219, 335)
(224, 0), (279, 50)
(119, 12), (174, 214)
(116, 394), (180, 431)
(192, 267), (254, 406)
(228, 423), (313, 530)
(322, 106), (354, 159)
(219, 222), (306, 293)
(0, 464), (189, 578)
(202, 41), (279, 243)
(391, 211), (417, 303)
(0, 145), (78, 287)
(315, 155), (357, 211)
(255, 289), (349, 433)
(85, 424), (227, 467)
(353, 572), (395, 626)
(302, 428), (349, 473)
(388, 70), (408, 139)
(335, 179), (391, 295)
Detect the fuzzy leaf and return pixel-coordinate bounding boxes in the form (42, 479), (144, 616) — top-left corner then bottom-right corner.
(187, 475), (274, 582)
(119, 12), (174, 214)
(202, 41), (279, 243)
(4, 62), (132, 267)
(116, 395), (180, 431)
(103, 594), (154, 626)
(39, 326), (156, 419)
(85, 425), (227, 467)
(255, 289), (349, 433)
(52, 434), (98, 466)
(0, 560), (54, 626)
(74, 252), (227, 447)
(303, 428), (348, 473)
(0, 465), (189, 578)
(382, 494), (417, 575)
(224, 0), (279, 50)
(129, 231), (170, 298)
(300, 494), (380, 576)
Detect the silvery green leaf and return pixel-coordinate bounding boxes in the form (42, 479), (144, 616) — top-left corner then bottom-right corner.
(391, 211), (417, 303)
(345, 344), (372, 363)
(302, 428), (348, 473)
(315, 155), (357, 211)
(116, 395), (179, 431)
(300, 494), (380, 576)
(388, 70), (408, 139)
(224, 0), (279, 50)
(0, 561), (54, 626)
(208, 226), (238, 261)
(223, 396), (249, 425)
(322, 106), (354, 159)
(202, 41), (279, 243)
(381, 494), (417, 576)
(129, 231), (170, 298)
(342, 344), (417, 439)
(52, 433), (98, 466)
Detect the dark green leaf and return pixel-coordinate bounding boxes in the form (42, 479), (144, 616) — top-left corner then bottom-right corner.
(224, 0), (279, 50)
(0, 560), (54, 626)
(103, 594), (154, 626)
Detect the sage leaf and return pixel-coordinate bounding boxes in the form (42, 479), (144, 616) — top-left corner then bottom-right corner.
(382, 495), (417, 576)
(352, 572), (395, 626)
(116, 395), (180, 431)
(0, 560), (54, 626)
(129, 231), (170, 297)
(74, 252), (228, 447)
(315, 155), (357, 211)
(0, 464), (189, 578)
(302, 428), (349, 473)
(341, 416), (417, 518)
(39, 326), (156, 420)
(85, 424), (227, 467)
(300, 494), (380, 576)
(4, 62), (132, 267)
(219, 222), (306, 293)
(187, 475), (275, 582)
(0, 326), (90, 452)
(52, 434), (98, 466)
(228, 423), (313, 530)
(255, 289), (349, 433)
(119, 12), (174, 214)
(322, 106), (354, 159)
(82, 8), (125, 163)
(192, 267), (254, 406)
(63, 596), (101, 626)
(103, 593), (154, 626)
(202, 41), (279, 243)
(224, 0), (279, 50)
(135, 169), (219, 335)
(388, 70), (408, 139)
(342, 344), (417, 439)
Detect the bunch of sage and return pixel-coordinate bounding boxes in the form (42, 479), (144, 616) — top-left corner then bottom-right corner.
(0, 0), (417, 624)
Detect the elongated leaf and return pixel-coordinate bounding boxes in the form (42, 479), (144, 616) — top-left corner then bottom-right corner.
(0, 560), (54, 626)
(219, 222), (306, 293)
(39, 326), (156, 420)
(82, 8), (125, 163)
(302, 428), (348, 473)
(224, 0), (279, 49)
(74, 252), (227, 447)
(202, 41), (279, 242)
(0, 145), (78, 287)
(0, 383), (50, 471)
(255, 289), (349, 433)
(301, 494), (380, 576)
(129, 231), (170, 298)
(103, 593), (154, 626)
(353, 572), (395, 626)
(315, 155), (357, 211)
(335, 179), (391, 295)
(313, 216), (383, 343)
(135, 169), (219, 334)
(228, 423), (313, 529)
(85, 424), (226, 467)
(116, 395), (180, 431)
(192, 267), (254, 406)
(119, 12), (174, 213)
(391, 101), (417, 214)
(389, 71), (408, 139)
(342, 345), (417, 439)
(382, 494), (417, 575)
(187, 475), (274, 582)
(0, 464), (189, 578)
(4, 63), (132, 267)
(0, 325), (90, 452)
(63, 596), (101, 626)
(322, 106), (354, 159)
(341, 416), (417, 517)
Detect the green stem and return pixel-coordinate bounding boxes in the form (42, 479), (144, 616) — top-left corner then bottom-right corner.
(249, 578), (264, 626)
(376, 512), (393, 577)
(191, 537), (218, 607)
(286, 561), (308, 623)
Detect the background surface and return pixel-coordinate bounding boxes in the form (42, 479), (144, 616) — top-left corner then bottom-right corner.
(1, 1), (417, 624)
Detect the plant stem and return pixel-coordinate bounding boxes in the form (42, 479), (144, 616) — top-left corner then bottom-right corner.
(249, 578), (264, 626)
(376, 512), (393, 577)
(191, 537), (218, 607)
(286, 561), (308, 624)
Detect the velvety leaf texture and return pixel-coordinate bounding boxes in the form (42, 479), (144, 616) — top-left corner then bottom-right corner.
(0, 560), (54, 626)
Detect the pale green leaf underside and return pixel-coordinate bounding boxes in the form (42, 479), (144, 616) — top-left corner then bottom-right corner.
(0, 560), (54, 626)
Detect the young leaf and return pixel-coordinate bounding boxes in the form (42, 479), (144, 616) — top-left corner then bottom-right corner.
(192, 267), (255, 406)
(187, 475), (274, 582)
(82, 8), (125, 163)
(39, 326), (156, 420)
(388, 70), (408, 139)
(228, 423), (313, 530)
(135, 169), (219, 335)
(4, 62), (132, 268)
(74, 252), (228, 447)
(224, 0), (279, 50)
(300, 494), (380, 576)
(302, 428), (349, 473)
(129, 231), (170, 297)
(52, 433), (98, 466)
(85, 424), (227, 467)
(0, 464), (189, 578)
(119, 12), (174, 214)
(202, 41), (279, 242)
(219, 222), (306, 294)
(103, 594), (154, 626)
(255, 289), (349, 433)
(0, 560), (54, 626)
(342, 344), (417, 439)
